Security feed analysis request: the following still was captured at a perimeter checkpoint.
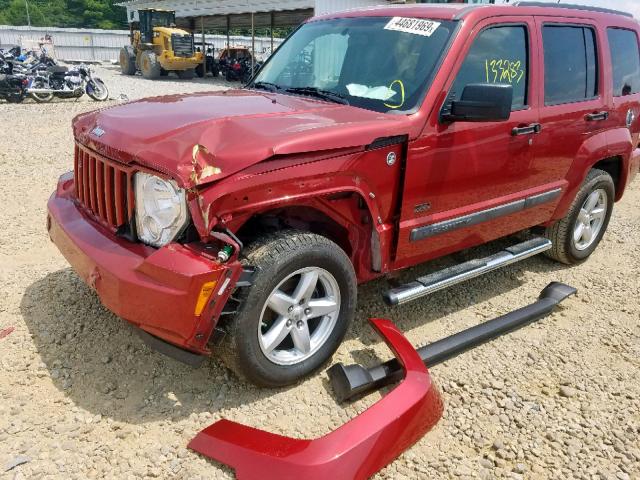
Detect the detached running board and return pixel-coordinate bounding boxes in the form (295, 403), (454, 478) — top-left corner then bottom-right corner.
(384, 237), (552, 306)
(330, 282), (576, 403)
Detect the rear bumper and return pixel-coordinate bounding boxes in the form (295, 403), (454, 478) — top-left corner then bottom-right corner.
(47, 173), (241, 356)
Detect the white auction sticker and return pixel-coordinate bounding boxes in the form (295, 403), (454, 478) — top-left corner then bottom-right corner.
(384, 17), (441, 37)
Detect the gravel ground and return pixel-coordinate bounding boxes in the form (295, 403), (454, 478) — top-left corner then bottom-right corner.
(0, 64), (639, 480)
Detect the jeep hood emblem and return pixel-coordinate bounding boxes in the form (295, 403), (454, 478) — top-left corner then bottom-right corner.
(91, 126), (105, 137)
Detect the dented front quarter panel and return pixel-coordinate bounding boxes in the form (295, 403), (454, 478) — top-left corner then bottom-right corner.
(193, 145), (406, 279)
(188, 318), (443, 480)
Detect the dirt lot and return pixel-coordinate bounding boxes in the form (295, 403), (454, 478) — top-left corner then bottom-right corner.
(0, 64), (639, 480)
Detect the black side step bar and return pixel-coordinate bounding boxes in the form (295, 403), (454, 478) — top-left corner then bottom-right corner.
(328, 282), (577, 403)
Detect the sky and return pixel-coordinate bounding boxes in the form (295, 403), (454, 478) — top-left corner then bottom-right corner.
(495, 0), (640, 18)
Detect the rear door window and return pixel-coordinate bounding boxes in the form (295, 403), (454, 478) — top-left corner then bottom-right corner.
(607, 28), (640, 96)
(451, 25), (529, 110)
(542, 25), (598, 105)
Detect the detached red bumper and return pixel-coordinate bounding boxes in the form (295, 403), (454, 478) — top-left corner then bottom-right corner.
(189, 318), (443, 480)
(47, 173), (241, 356)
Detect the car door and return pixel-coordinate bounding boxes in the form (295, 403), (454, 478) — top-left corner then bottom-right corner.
(531, 17), (616, 211)
(395, 16), (552, 267)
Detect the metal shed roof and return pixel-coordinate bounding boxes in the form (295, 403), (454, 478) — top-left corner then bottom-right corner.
(117, 0), (399, 28)
(118, 0), (316, 27)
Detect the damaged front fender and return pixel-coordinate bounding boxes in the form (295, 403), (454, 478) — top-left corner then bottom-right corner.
(188, 318), (443, 480)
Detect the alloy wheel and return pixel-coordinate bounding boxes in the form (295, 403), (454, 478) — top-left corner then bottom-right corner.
(258, 267), (341, 366)
(573, 188), (607, 251)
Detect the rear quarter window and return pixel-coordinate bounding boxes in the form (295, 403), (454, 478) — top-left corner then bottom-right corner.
(542, 25), (598, 105)
(607, 28), (640, 96)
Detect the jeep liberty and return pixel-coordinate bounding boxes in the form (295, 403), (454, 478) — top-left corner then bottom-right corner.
(48, 3), (640, 386)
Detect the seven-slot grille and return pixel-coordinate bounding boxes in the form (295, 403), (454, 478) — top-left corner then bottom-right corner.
(171, 34), (194, 58)
(73, 143), (134, 229)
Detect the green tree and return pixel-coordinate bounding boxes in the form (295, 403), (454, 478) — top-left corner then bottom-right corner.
(0, 0), (127, 29)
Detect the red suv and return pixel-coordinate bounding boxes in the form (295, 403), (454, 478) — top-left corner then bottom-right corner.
(48, 3), (640, 387)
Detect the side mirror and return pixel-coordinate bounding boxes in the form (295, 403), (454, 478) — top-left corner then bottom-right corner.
(442, 83), (513, 123)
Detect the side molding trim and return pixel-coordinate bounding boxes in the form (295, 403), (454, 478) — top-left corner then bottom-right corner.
(410, 188), (562, 242)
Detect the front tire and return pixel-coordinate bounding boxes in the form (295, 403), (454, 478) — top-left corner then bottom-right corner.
(86, 79), (109, 101)
(140, 51), (161, 80)
(218, 231), (357, 387)
(544, 168), (615, 264)
(119, 46), (136, 75)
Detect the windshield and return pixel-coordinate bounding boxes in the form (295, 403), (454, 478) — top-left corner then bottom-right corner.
(251, 16), (456, 113)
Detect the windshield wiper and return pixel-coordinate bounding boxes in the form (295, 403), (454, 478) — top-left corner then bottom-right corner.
(251, 81), (281, 92)
(285, 87), (349, 105)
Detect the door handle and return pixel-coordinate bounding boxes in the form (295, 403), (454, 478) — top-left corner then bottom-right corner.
(585, 111), (609, 122)
(511, 123), (542, 136)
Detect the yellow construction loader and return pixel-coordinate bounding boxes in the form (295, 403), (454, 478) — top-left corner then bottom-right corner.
(119, 9), (203, 80)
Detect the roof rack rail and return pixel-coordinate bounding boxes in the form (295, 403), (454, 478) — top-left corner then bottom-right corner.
(513, 1), (634, 19)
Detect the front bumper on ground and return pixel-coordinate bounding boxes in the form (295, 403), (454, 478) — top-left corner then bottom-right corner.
(188, 318), (443, 480)
(47, 174), (241, 357)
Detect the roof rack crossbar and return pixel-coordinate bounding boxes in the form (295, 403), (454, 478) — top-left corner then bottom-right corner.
(513, 2), (633, 19)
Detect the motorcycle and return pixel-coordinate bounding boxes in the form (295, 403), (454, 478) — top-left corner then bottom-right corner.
(2, 46), (55, 77)
(0, 61), (28, 103)
(0, 46), (21, 61)
(0, 74), (28, 103)
(28, 64), (109, 103)
(0, 55), (27, 103)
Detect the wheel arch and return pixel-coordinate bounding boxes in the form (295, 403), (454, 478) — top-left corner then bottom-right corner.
(592, 156), (624, 200)
(222, 193), (383, 282)
(551, 129), (629, 222)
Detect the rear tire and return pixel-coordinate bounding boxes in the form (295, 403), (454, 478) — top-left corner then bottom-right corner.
(119, 46), (136, 75)
(6, 94), (24, 103)
(195, 64), (205, 78)
(176, 69), (195, 80)
(218, 231), (357, 387)
(140, 51), (161, 80)
(544, 168), (614, 264)
(29, 77), (53, 103)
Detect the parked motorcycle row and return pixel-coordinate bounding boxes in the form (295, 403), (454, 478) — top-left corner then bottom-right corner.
(0, 46), (109, 104)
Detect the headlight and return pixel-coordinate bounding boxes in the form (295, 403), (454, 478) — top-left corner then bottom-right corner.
(134, 172), (189, 247)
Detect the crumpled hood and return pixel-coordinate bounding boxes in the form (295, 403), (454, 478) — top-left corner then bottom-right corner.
(73, 89), (412, 187)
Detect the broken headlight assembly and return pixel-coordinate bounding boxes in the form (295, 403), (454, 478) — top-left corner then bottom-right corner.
(134, 172), (189, 247)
